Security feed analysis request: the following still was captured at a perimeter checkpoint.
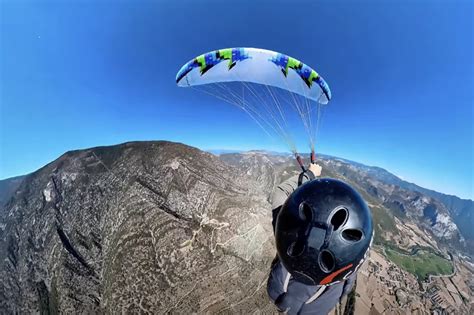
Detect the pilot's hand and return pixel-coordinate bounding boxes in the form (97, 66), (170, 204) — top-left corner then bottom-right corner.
(308, 163), (322, 177)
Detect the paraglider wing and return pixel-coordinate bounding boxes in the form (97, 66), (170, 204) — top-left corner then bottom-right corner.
(176, 48), (331, 104)
(176, 47), (332, 166)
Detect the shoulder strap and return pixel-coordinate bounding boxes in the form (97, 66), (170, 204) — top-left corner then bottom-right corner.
(283, 271), (291, 292)
(305, 285), (327, 304)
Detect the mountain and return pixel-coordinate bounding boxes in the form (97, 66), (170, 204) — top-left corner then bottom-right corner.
(341, 160), (474, 247)
(0, 141), (275, 313)
(0, 141), (472, 314)
(318, 155), (474, 254)
(0, 175), (25, 207)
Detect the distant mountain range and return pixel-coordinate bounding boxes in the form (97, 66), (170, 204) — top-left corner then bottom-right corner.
(336, 160), (474, 247)
(317, 154), (474, 247)
(207, 149), (288, 156)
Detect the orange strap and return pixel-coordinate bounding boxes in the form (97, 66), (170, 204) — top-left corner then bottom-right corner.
(319, 264), (353, 285)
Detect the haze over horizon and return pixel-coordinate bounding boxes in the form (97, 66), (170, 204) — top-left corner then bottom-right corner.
(1, 0), (472, 199)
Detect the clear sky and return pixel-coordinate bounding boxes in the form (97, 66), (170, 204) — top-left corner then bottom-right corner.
(1, 0), (473, 199)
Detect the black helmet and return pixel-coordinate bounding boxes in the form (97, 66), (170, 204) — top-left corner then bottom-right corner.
(275, 178), (373, 286)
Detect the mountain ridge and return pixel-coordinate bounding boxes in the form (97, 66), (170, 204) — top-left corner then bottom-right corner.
(2, 144), (472, 247)
(2, 144), (470, 205)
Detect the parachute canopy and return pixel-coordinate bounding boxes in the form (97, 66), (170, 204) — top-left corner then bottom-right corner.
(176, 47), (331, 158)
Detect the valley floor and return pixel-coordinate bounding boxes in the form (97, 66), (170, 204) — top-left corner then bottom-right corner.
(354, 248), (473, 314)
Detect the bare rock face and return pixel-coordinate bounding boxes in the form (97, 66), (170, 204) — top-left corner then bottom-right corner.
(0, 141), (276, 313)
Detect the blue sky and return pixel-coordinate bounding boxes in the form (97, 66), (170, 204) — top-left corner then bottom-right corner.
(1, 0), (472, 199)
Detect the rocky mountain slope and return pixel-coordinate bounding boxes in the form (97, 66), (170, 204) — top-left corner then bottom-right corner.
(0, 141), (472, 314)
(0, 142), (276, 313)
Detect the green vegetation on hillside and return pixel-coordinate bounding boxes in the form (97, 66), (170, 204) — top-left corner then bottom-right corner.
(371, 205), (399, 244)
(385, 248), (453, 280)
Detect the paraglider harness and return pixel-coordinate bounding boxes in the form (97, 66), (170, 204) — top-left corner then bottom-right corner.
(267, 150), (360, 315)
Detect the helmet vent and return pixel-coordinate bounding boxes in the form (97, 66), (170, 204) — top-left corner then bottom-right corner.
(330, 207), (348, 231)
(318, 250), (335, 273)
(299, 202), (313, 222)
(342, 229), (363, 242)
(288, 241), (306, 257)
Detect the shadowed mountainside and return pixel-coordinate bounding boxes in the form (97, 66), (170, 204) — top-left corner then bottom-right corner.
(0, 175), (25, 207)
